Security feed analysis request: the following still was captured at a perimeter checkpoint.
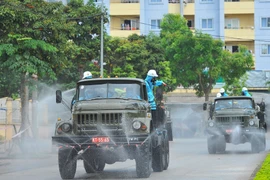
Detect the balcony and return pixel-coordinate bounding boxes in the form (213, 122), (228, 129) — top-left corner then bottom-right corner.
(110, 0), (140, 16)
(224, 0), (254, 14)
(224, 27), (254, 41)
(168, 0), (195, 15)
(110, 29), (140, 37)
(110, 0), (139, 2)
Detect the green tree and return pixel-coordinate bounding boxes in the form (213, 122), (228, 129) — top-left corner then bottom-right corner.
(221, 45), (254, 87)
(224, 73), (249, 96)
(0, 34), (57, 135)
(0, 0), (68, 136)
(56, 0), (109, 83)
(160, 14), (253, 101)
(100, 33), (176, 91)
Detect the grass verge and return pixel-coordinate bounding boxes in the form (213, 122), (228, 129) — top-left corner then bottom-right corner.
(253, 152), (270, 180)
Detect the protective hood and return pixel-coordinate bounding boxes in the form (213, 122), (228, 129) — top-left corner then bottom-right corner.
(145, 75), (153, 83)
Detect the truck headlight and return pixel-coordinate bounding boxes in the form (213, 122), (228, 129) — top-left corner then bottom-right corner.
(132, 121), (141, 130)
(249, 120), (255, 126)
(209, 121), (214, 127)
(57, 123), (72, 134)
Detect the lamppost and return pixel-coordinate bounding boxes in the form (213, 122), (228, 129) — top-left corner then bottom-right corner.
(180, 0), (184, 17)
(100, 0), (104, 78)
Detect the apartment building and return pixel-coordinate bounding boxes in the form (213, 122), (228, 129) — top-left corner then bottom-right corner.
(48, 0), (270, 70)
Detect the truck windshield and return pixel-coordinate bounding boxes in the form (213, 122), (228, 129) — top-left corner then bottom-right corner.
(77, 83), (142, 100)
(215, 99), (253, 110)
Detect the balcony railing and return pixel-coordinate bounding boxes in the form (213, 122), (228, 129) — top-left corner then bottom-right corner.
(110, 0), (140, 3)
(224, 26), (254, 29)
(120, 24), (140, 30)
(225, 28), (254, 41)
(169, 0), (194, 3)
(224, 0), (253, 2)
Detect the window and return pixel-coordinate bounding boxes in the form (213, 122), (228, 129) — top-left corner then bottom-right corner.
(151, 19), (161, 30)
(225, 18), (239, 29)
(202, 18), (213, 29)
(187, 20), (194, 29)
(232, 46), (238, 53)
(261, 17), (270, 28)
(261, 44), (270, 55)
(121, 19), (140, 30)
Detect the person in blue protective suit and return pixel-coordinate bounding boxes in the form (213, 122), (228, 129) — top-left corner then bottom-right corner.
(242, 87), (251, 97)
(144, 69), (166, 110)
(145, 69), (166, 129)
(219, 88), (228, 97)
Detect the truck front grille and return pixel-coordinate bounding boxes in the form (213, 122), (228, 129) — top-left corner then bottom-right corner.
(77, 113), (122, 125)
(75, 113), (123, 134)
(77, 114), (98, 125)
(101, 113), (122, 125)
(216, 116), (246, 126)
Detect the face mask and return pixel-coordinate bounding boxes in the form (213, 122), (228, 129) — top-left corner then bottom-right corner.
(151, 77), (156, 84)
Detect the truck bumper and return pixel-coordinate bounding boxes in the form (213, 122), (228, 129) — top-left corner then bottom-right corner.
(52, 134), (149, 147)
(206, 127), (260, 136)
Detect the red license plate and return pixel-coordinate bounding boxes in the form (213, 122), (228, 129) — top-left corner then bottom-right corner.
(92, 137), (110, 143)
(226, 129), (233, 133)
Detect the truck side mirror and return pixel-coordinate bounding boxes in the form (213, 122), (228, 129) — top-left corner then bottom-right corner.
(155, 87), (163, 102)
(203, 103), (207, 111)
(56, 90), (62, 103)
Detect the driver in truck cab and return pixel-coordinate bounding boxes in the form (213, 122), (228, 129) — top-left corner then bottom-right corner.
(71, 71), (93, 108)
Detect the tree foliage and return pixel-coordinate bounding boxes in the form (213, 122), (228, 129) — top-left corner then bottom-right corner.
(160, 14), (253, 101)
(0, 0), (106, 133)
(88, 33), (177, 91)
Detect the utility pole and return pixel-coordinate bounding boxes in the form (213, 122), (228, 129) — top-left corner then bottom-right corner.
(100, 0), (104, 78)
(180, 0), (184, 17)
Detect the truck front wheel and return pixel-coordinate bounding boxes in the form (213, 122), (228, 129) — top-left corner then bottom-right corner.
(135, 138), (152, 178)
(166, 122), (173, 141)
(58, 147), (77, 179)
(207, 136), (217, 154)
(163, 133), (170, 170)
(83, 158), (105, 173)
(152, 135), (165, 172)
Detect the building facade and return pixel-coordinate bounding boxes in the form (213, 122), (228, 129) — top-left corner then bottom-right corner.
(47, 0), (270, 70)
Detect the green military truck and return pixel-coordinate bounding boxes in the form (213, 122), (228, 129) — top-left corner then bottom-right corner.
(203, 96), (266, 154)
(52, 78), (171, 179)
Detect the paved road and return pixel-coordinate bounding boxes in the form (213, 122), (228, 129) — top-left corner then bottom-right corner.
(0, 133), (269, 180)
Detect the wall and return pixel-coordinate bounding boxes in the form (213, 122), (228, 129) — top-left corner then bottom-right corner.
(195, 0), (224, 41)
(254, 1), (270, 70)
(140, 0), (168, 36)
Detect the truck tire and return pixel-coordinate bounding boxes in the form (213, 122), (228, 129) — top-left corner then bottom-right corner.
(163, 133), (170, 170)
(259, 130), (266, 152)
(216, 135), (226, 153)
(58, 147), (77, 179)
(152, 135), (165, 172)
(207, 136), (217, 154)
(251, 135), (262, 153)
(136, 138), (152, 178)
(260, 134), (266, 152)
(83, 158), (105, 173)
(166, 122), (173, 141)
